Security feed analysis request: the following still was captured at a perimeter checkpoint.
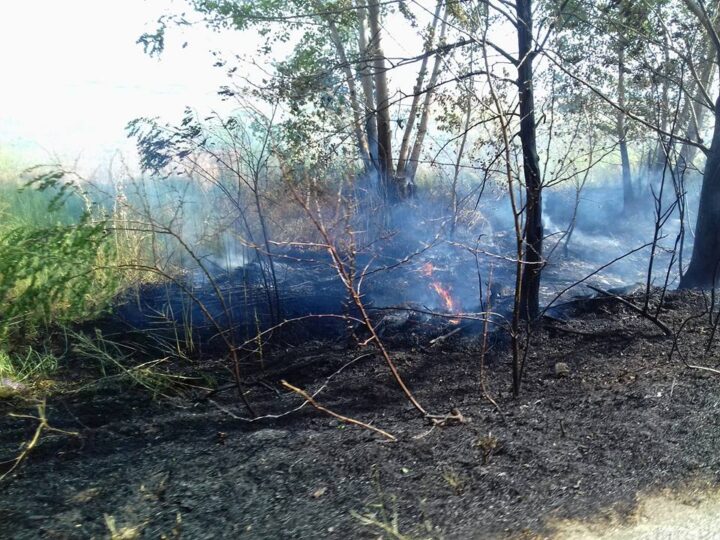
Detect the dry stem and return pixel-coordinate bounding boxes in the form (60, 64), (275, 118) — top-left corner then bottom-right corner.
(0, 400), (79, 483)
(280, 380), (396, 441)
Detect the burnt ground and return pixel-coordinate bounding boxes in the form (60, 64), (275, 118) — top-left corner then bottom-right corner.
(1, 289), (720, 539)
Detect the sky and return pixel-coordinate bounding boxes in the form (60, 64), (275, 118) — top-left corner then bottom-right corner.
(0, 0), (233, 172)
(0, 0), (447, 176)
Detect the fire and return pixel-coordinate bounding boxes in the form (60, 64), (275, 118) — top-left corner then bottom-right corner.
(420, 261), (460, 324)
(431, 281), (456, 313)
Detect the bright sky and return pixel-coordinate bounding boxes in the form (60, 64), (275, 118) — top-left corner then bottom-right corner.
(0, 0), (234, 172)
(0, 1), (440, 175)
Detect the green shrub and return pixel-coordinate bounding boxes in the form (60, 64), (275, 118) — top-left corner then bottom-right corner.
(0, 174), (126, 363)
(0, 216), (115, 341)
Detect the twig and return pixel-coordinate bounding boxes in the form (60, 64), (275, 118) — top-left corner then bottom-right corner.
(429, 326), (462, 345)
(479, 266), (503, 416)
(586, 285), (672, 336)
(541, 240), (657, 316)
(285, 182), (431, 417)
(542, 314), (618, 337)
(683, 363), (720, 375)
(207, 353), (374, 421)
(280, 380), (396, 441)
(0, 401), (79, 483)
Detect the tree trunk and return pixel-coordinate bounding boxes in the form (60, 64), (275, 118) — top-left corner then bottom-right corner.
(617, 46), (634, 211)
(679, 0), (720, 288)
(679, 94), (720, 288)
(516, 0), (543, 321)
(327, 20), (372, 171)
(676, 41), (716, 175)
(451, 87), (473, 236)
(356, 3), (379, 173)
(396, 0), (443, 176)
(406, 10), (449, 185)
(367, 1), (396, 200)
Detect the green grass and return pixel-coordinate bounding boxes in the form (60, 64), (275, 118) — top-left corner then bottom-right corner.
(0, 170), (199, 396)
(0, 198), (114, 338)
(0, 174), (133, 388)
(70, 329), (199, 398)
(0, 348), (58, 384)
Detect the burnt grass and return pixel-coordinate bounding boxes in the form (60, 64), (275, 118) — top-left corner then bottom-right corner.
(1, 289), (720, 539)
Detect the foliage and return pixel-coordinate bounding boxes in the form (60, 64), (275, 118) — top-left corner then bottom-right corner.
(0, 347), (58, 384)
(0, 176), (125, 363)
(0, 216), (111, 339)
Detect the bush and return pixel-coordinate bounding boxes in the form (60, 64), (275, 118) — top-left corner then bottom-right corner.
(0, 180), (120, 356)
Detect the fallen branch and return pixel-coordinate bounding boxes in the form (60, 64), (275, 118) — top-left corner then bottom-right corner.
(0, 400), (79, 483)
(586, 285), (672, 336)
(429, 326), (463, 345)
(207, 353), (374, 422)
(281, 380), (397, 441)
(683, 363), (720, 375)
(541, 240), (657, 316)
(667, 312), (720, 376)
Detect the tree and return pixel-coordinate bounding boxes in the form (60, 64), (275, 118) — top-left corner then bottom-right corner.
(679, 0), (720, 288)
(140, 1), (461, 204)
(516, 0), (543, 321)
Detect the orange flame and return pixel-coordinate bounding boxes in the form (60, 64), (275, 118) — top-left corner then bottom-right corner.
(421, 262), (460, 324)
(431, 282), (455, 312)
(431, 281), (460, 325)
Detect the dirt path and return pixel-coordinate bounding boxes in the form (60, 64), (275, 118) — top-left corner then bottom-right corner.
(553, 487), (720, 539)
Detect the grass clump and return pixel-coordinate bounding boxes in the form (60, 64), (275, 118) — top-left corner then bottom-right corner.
(70, 330), (198, 398)
(0, 171), (131, 387)
(0, 214), (114, 341)
(0, 348), (58, 384)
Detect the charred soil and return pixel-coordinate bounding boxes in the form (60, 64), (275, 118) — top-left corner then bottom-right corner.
(1, 289), (719, 539)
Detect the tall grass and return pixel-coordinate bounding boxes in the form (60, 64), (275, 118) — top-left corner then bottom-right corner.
(0, 175), (135, 384)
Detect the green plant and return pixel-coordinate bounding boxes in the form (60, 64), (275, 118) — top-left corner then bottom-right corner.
(0, 348), (58, 383)
(0, 176), (126, 348)
(0, 172), (158, 387)
(0, 217), (114, 340)
(70, 329), (198, 398)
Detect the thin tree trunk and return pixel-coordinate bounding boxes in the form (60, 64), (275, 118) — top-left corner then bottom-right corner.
(617, 46), (634, 211)
(356, 2), (379, 173)
(406, 9), (449, 183)
(516, 0), (543, 321)
(451, 85), (473, 236)
(396, 0), (443, 176)
(327, 19), (372, 171)
(677, 42), (716, 175)
(649, 35), (673, 175)
(367, 1), (396, 200)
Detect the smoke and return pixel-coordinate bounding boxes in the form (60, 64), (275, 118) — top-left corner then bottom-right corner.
(111, 167), (699, 347)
